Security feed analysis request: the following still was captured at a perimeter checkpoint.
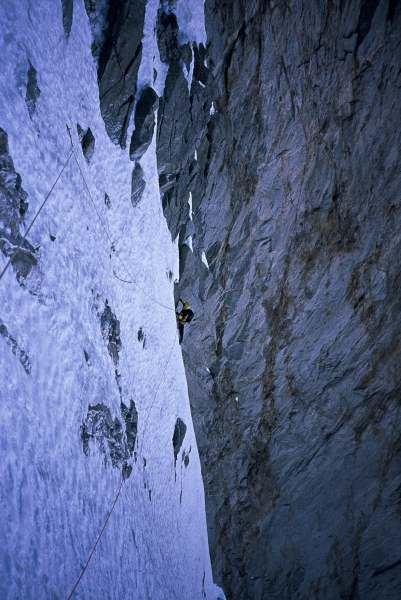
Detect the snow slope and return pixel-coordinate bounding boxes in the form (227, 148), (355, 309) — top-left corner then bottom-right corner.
(0, 1), (223, 598)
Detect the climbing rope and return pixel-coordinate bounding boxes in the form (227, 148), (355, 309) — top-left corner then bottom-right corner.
(0, 148), (74, 284)
(66, 330), (177, 598)
(138, 331), (178, 455)
(63, 135), (182, 595)
(0, 128), (176, 313)
(0, 132), (182, 596)
(68, 134), (176, 313)
(66, 476), (125, 600)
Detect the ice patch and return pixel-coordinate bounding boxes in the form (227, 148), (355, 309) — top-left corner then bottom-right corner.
(201, 250), (209, 269)
(183, 45), (195, 92)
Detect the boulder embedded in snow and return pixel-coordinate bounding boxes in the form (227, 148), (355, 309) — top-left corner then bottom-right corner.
(100, 299), (121, 365)
(25, 61), (41, 118)
(10, 249), (37, 282)
(137, 326), (146, 348)
(182, 450), (190, 468)
(121, 399), (138, 455)
(104, 192), (111, 208)
(172, 417), (187, 467)
(81, 401), (136, 477)
(77, 124), (95, 163)
(61, 0), (73, 37)
(129, 86), (158, 162)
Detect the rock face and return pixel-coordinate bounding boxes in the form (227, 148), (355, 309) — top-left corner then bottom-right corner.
(61, 0), (74, 37)
(156, 7), (210, 239)
(0, 127), (37, 283)
(2, 1), (400, 598)
(84, 0), (146, 148)
(164, 1), (401, 599)
(0, 318), (31, 375)
(130, 86), (159, 162)
(77, 124), (95, 163)
(100, 299), (121, 365)
(172, 417), (187, 467)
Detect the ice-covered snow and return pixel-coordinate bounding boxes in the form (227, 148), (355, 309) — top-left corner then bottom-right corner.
(0, 2), (223, 599)
(201, 251), (209, 270)
(175, 0), (207, 45)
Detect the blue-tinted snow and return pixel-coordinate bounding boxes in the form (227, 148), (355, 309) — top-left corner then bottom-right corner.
(0, 1), (223, 598)
(176, 0), (207, 45)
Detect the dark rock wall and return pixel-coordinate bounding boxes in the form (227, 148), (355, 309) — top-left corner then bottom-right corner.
(156, 6), (210, 239)
(171, 1), (401, 599)
(84, 0), (146, 148)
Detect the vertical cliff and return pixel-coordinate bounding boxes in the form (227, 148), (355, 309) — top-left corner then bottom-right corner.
(167, 1), (401, 598)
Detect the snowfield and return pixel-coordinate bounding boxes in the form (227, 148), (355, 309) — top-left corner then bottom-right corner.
(0, 1), (223, 598)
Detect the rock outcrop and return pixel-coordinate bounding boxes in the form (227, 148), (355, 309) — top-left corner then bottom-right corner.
(130, 85), (159, 162)
(164, 1), (401, 599)
(100, 299), (121, 366)
(172, 417), (187, 468)
(0, 318), (31, 375)
(0, 127), (37, 283)
(84, 0), (146, 148)
(81, 400), (138, 479)
(156, 7), (210, 238)
(25, 61), (41, 119)
(77, 124), (95, 163)
(61, 0), (74, 37)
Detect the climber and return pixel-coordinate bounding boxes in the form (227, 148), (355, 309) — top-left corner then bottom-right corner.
(175, 298), (194, 344)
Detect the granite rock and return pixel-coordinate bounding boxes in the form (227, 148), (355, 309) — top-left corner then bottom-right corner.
(84, 0), (146, 148)
(171, 1), (401, 598)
